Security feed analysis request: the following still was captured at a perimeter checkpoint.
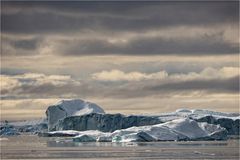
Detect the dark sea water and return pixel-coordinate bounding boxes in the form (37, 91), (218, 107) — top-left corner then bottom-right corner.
(1, 135), (239, 160)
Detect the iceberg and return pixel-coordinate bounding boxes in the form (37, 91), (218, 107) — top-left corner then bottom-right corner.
(46, 99), (105, 131)
(3, 97), (238, 142)
(192, 115), (240, 135)
(151, 109), (239, 135)
(112, 131), (156, 142)
(43, 99), (239, 140)
(110, 118), (227, 141)
(38, 130), (81, 137)
(73, 135), (96, 142)
(53, 113), (162, 132)
(0, 124), (20, 136)
(41, 118), (228, 142)
(97, 136), (112, 142)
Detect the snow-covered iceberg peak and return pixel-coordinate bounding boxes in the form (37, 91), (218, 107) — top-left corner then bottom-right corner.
(53, 99), (105, 116)
(46, 99), (105, 131)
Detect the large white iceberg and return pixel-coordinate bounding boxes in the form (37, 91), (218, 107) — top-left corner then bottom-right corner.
(46, 99), (105, 131)
(2, 97), (239, 141)
(42, 118), (228, 142)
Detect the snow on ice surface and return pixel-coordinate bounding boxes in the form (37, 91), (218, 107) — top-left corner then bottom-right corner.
(111, 118), (227, 142)
(46, 99), (105, 130)
(53, 99), (105, 116)
(143, 109), (240, 122)
(47, 130), (106, 137)
(176, 109), (240, 119)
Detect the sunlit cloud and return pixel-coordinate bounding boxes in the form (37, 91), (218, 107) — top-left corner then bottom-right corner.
(92, 67), (239, 82)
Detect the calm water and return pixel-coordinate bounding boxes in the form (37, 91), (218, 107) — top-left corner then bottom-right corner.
(1, 135), (239, 160)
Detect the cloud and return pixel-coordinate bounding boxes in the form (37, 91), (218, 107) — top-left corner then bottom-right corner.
(2, 1), (238, 34)
(1, 67), (238, 100)
(0, 73), (81, 98)
(14, 73), (80, 86)
(149, 76), (239, 94)
(92, 70), (168, 81)
(1, 75), (21, 91)
(42, 32), (237, 56)
(92, 67), (239, 82)
(2, 29), (238, 56)
(1, 36), (43, 56)
(1, 1), (238, 56)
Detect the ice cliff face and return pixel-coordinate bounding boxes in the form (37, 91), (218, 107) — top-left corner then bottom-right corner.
(46, 99), (105, 131)
(192, 115), (239, 135)
(52, 113), (162, 132)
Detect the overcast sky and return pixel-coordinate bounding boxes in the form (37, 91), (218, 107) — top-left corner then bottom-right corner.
(1, 1), (239, 120)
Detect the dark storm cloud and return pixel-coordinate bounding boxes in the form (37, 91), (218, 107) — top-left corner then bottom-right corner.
(149, 76), (239, 94)
(11, 38), (41, 50)
(1, 36), (42, 56)
(55, 33), (238, 55)
(99, 76), (240, 98)
(1, 1), (238, 34)
(1, 1), (239, 56)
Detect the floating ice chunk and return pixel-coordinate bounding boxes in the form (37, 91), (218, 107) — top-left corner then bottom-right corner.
(97, 136), (112, 142)
(39, 130), (81, 137)
(73, 135), (96, 142)
(0, 125), (20, 136)
(117, 131), (156, 142)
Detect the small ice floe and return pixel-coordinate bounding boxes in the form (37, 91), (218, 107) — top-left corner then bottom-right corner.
(194, 151), (215, 156)
(0, 124), (20, 136)
(73, 135), (96, 142)
(0, 137), (9, 141)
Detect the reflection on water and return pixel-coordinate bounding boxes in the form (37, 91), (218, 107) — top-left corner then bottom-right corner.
(46, 137), (230, 148)
(1, 135), (239, 160)
(47, 140), (229, 148)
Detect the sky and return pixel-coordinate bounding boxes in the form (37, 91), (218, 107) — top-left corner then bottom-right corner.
(1, 1), (239, 120)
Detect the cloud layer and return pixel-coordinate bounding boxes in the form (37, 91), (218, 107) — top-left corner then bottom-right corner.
(1, 67), (239, 100)
(1, 1), (239, 120)
(1, 1), (239, 56)
(2, 1), (238, 33)
(92, 67), (239, 82)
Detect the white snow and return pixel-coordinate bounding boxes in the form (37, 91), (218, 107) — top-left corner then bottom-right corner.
(144, 109), (240, 121)
(48, 130), (82, 136)
(110, 118), (221, 141)
(52, 99), (105, 116)
(73, 135), (96, 142)
(176, 109), (240, 120)
(111, 118), (227, 142)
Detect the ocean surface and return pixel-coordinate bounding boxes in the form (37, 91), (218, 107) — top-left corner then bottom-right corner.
(1, 135), (239, 160)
